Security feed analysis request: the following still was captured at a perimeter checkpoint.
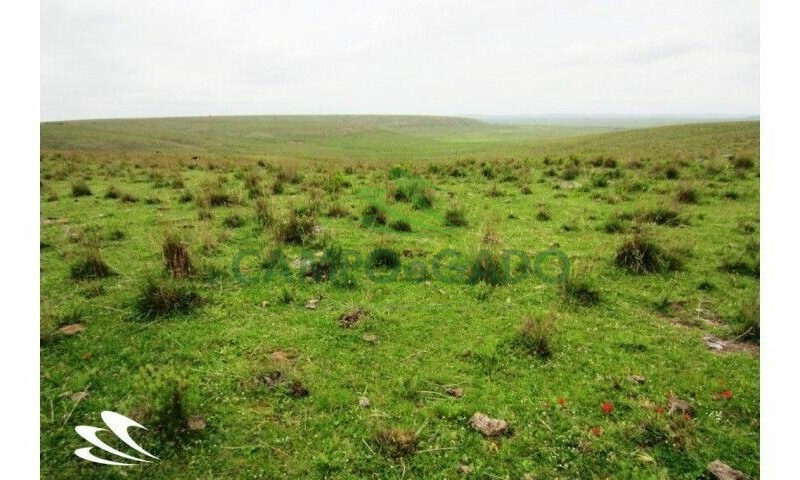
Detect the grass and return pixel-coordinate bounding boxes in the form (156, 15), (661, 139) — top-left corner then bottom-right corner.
(40, 116), (759, 479)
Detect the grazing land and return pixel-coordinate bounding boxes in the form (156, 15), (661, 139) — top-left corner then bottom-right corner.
(40, 116), (759, 478)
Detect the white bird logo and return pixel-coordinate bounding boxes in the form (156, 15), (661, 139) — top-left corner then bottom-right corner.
(74, 411), (159, 466)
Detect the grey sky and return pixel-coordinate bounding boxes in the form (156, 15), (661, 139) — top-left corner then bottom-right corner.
(41, 0), (759, 121)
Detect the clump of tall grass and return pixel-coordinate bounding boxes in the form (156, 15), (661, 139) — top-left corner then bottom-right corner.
(641, 207), (683, 226)
(368, 247), (401, 269)
(515, 315), (554, 358)
(71, 181), (92, 197)
(162, 231), (193, 278)
(390, 219), (412, 232)
(136, 278), (202, 318)
(254, 198), (275, 227)
(614, 232), (682, 274)
(731, 298), (759, 343)
(275, 210), (316, 244)
(562, 276), (601, 306)
(676, 185), (699, 204)
(443, 207), (468, 227)
(104, 185), (121, 199)
(70, 248), (114, 280)
(361, 203), (387, 227)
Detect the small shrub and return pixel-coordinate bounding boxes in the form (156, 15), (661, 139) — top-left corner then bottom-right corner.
(516, 315), (553, 358)
(145, 195), (162, 205)
(136, 278), (202, 318)
(443, 207), (468, 227)
(162, 232), (193, 278)
(390, 219), (412, 232)
(70, 249), (114, 280)
(361, 204), (387, 227)
(71, 181), (92, 197)
(614, 234), (682, 274)
(270, 180), (285, 194)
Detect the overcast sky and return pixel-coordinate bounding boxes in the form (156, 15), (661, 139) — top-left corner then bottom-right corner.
(41, 0), (759, 121)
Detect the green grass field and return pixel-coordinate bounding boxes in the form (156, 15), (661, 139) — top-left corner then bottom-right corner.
(40, 116), (759, 478)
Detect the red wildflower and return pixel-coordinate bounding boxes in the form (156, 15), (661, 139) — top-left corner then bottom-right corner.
(720, 390), (733, 399)
(601, 402), (614, 414)
(591, 426), (602, 437)
(557, 396), (566, 407)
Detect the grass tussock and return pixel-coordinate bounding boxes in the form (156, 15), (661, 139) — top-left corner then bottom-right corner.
(614, 233), (682, 274)
(731, 298), (759, 343)
(254, 198), (275, 227)
(516, 315), (554, 358)
(389, 219), (412, 232)
(71, 181), (92, 197)
(563, 276), (601, 306)
(374, 428), (419, 458)
(443, 207), (468, 227)
(136, 278), (202, 318)
(361, 203), (387, 227)
(70, 249), (114, 280)
(275, 210), (317, 245)
(368, 247), (401, 269)
(162, 232), (193, 278)
(676, 185), (699, 204)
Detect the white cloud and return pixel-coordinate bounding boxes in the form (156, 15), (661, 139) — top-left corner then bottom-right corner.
(41, 0), (759, 120)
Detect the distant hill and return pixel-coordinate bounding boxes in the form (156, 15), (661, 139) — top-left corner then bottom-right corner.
(40, 114), (758, 163)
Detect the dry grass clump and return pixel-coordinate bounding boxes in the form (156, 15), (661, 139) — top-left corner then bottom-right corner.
(275, 210), (317, 245)
(516, 315), (554, 358)
(162, 231), (193, 278)
(374, 428), (419, 457)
